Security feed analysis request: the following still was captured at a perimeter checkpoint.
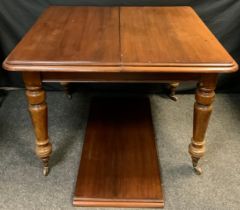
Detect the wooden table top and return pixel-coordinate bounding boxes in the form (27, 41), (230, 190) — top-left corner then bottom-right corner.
(3, 6), (238, 73)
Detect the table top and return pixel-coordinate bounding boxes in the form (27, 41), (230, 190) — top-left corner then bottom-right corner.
(3, 6), (238, 73)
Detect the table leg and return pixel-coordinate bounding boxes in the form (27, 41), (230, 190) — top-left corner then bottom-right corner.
(23, 72), (52, 176)
(189, 74), (217, 175)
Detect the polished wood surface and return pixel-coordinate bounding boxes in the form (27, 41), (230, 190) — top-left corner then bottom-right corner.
(73, 98), (164, 207)
(120, 7), (235, 68)
(5, 7), (120, 66)
(3, 6), (238, 73)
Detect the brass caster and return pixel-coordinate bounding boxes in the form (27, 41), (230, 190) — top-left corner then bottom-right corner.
(61, 82), (72, 99)
(191, 156), (202, 175)
(168, 94), (178, 101)
(166, 82), (179, 102)
(66, 93), (72, 100)
(43, 166), (49, 176)
(193, 166), (202, 175)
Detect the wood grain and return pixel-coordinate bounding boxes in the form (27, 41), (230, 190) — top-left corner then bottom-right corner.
(73, 98), (164, 207)
(120, 7), (235, 68)
(6, 6), (120, 66)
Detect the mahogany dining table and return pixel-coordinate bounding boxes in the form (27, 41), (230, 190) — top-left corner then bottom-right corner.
(2, 5), (238, 207)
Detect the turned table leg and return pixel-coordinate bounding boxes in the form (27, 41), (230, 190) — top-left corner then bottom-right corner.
(23, 72), (52, 176)
(189, 75), (217, 175)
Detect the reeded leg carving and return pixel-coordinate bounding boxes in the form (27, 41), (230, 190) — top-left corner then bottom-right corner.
(61, 82), (72, 99)
(189, 75), (217, 175)
(23, 72), (52, 176)
(167, 82), (179, 101)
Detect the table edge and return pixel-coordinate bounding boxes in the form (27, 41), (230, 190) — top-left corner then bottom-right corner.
(2, 59), (238, 73)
